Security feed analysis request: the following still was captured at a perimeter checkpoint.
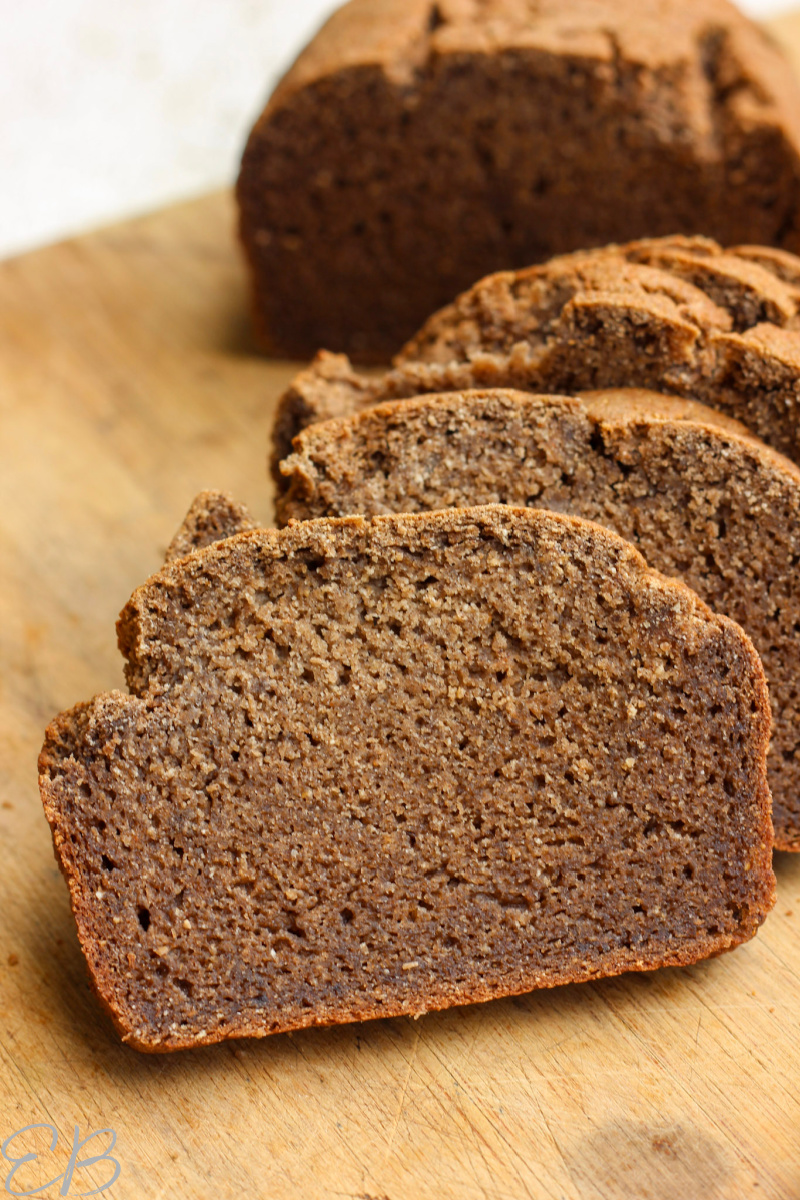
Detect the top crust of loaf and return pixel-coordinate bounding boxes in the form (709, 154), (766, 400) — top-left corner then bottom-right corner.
(398, 235), (800, 364)
(576, 387), (752, 438)
(271, 237), (800, 473)
(267, 0), (800, 148)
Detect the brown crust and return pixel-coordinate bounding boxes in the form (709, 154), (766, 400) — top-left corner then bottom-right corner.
(40, 506), (774, 1051)
(576, 387), (800, 481)
(270, 237), (800, 473)
(279, 384), (800, 502)
(398, 236), (800, 363)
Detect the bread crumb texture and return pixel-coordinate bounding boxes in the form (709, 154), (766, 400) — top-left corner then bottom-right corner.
(39, 508), (774, 1051)
(165, 490), (256, 564)
(278, 387), (800, 849)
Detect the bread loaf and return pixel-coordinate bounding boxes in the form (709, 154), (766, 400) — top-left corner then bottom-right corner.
(239, 0), (800, 360)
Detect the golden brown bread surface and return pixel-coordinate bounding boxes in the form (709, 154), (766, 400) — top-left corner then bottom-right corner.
(270, 237), (800, 472)
(239, 0), (800, 360)
(277, 386), (800, 850)
(39, 506), (774, 1051)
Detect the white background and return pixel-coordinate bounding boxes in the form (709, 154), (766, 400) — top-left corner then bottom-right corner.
(1, 0), (796, 259)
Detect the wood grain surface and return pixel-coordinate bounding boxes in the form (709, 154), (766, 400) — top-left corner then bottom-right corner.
(4, 18), (800, 1195)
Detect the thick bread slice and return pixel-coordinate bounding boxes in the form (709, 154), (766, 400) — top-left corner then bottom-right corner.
(39, 506), (773, 1051)
(270, 237), (800, 473)
(238, 0), (800, 360)
(278, 386), (800, 849)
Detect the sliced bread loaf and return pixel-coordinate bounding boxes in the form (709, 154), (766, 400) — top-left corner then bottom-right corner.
(39, 507), (774, 1050)
(271, 237), (800, 472)
(277, 387), (800, 850)
(238, 0), (800, 360)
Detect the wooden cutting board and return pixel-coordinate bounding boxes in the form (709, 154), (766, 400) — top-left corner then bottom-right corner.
(4, 15), (800, 1197)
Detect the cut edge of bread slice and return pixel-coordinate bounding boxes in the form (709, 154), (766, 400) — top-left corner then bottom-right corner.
(39, 505), (775, 1051)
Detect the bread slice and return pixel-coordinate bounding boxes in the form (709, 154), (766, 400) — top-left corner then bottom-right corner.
(39, 506), (774, 1051)
(277, 386), (800, 850)
(271, 236), (800, 472)
(237, 0), (800, 360)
